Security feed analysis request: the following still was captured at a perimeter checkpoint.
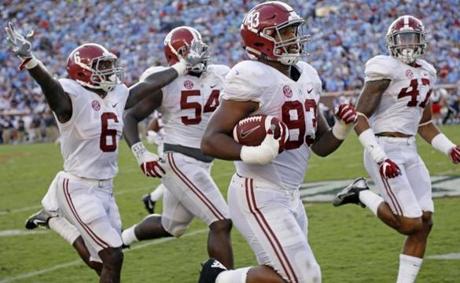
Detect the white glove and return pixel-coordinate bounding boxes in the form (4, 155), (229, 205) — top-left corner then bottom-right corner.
(240, 131), (280, 165)
(5, 21), (38, 70)
(131, 142), (165, 178)
(171, 39), (209, 75)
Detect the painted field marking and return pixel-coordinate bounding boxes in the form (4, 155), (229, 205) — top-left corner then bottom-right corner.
(426, 253), (460, 260)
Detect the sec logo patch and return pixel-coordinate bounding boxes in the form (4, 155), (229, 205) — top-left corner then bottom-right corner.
(283, 85), (293, 98)
(184, 80), (194, 89)
(91, 100), (101, 111)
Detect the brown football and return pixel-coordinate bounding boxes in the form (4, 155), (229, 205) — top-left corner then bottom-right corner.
(233, 115), (289, 152)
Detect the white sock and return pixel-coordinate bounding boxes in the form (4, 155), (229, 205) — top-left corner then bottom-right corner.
(121, 225), (138, 246)
(48, 216), (80, 245)
(397, 254), (423, 283)
(359, 190), (384, 216)
(216, 267), (251, 283)
(150, 184), (165, 202)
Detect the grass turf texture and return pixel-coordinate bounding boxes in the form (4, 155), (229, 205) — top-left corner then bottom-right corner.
(0, 125), (459, 282)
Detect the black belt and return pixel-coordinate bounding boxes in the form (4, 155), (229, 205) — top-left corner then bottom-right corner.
(163, 143), (214, 163)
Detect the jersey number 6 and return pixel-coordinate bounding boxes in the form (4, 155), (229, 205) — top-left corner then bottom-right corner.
(100, 112), (118, 152)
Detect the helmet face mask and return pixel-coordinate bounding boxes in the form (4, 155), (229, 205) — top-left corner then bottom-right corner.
(241, 1), (309, 66)
(386, 15), (427, 64)
(66, 43), (123, 93)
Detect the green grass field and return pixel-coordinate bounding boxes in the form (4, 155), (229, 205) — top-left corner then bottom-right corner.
(1, 126), (459, 283)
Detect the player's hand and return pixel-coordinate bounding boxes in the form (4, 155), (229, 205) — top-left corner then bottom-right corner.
(449, 146), (460, 164)
(332, 103), (357, 140)
(5, 21), (34, 60)
(131, 142), (165, 178)
(334, 104), (357, 124)
(183, 39), (209, 71)
(379, 159), (401, 178)
(240, 127), (280, 165)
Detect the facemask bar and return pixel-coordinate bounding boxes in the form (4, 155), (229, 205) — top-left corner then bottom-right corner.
(88, 55), (123, 92)
(387, 31), (426, 64)
(261, 19), (310, 65)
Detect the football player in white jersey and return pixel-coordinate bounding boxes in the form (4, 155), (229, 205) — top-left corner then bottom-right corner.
(333, 15), (460, 283)
(199, 2), (356, 283)
(121, 26), (234, 268)
(5, 21), (205, 282)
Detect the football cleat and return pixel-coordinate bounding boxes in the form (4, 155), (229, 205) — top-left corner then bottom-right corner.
(142, 194), (156, 214)
(333, 177), (369, 208)
(198, 258), (227, 283)
(25, 209), (51, 230)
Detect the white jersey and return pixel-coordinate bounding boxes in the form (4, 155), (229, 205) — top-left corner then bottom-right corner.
(222, 60), (322, 191)
(364, 55), (437, 135)
(140, 64), (230, 149)
(56, 79), (129, 179)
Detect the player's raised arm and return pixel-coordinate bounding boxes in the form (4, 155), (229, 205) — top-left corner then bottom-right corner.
(126, 39), (209, 109)
(418, 101), (460, 164)
(5, 22), (71, 123)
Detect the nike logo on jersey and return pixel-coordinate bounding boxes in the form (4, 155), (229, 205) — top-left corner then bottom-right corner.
(307, 88), (313, 94)
(240, 125), (261, 138)
(210, 84), (217, 88)
(112, 103), (118, 108)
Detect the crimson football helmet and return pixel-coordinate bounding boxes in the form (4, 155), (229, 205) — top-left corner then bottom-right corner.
(66, 43), (123, 92)
(240, 1), (309, 65)
(386, 15), (427, 64)
(164, 26), (208, 73)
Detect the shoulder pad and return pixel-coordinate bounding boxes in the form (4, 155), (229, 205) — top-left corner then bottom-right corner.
(207, 64), (231, 78)
(365, 55), (397, 81)
(58, 78), (82, 97)
(222, 60), (268, 102)
(417, 59), (437, 78)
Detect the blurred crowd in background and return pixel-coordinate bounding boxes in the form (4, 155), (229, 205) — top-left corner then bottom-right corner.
(1, 0), (459, 144)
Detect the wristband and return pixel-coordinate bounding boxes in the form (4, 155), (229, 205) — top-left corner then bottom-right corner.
(131, 142), (146, 163)
(431, 133), (455, 155)
(332, 120), (353, 140)
(358, 128), (386, 163)
(171, 59), (186, 76)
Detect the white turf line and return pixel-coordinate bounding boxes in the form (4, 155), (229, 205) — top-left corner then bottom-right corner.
(426, 253), (460, 260)
(0, 229), (48, 237)
(0, 228), (208, 283)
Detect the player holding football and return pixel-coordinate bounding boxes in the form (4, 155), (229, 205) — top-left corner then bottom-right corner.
(5, 21), (204, 282)
(199, 2), (356, 283)
(333, 15), (460, 283)
(121, 26), (234, 268)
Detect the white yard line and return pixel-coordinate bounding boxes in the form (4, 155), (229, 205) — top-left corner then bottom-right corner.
(0, 229), (49, 237)
(0, 228), (208, 283)
(426, 253), (460, 260)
